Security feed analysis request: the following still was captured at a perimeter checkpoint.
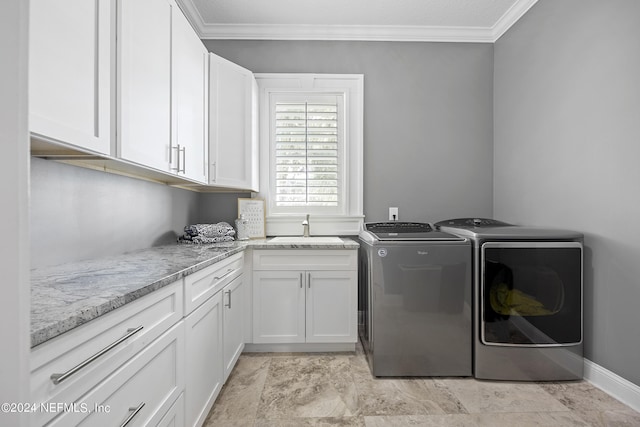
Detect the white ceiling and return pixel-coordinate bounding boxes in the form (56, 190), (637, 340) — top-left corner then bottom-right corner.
(177, 0), (539, 42)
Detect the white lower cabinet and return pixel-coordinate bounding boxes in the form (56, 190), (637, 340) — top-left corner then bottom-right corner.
(183, 271), (247, 427)
(30, 281), (184, 427)
(306, 270), (358, 343)
(32, 254), (248, 427)
(184, 291), (223, 427)
(252, 250), (358, 345)
(252, 270), (306, 343)
(222, 275), (246, 381)
(157, 393), (185, 427)
(48, 322), (185, 426)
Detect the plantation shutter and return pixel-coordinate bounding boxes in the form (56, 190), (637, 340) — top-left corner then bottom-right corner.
(274, 100), (340, 207)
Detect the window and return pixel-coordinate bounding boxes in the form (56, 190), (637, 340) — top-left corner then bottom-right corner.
(273, 95), (343, 209)
(256, 74), (363, 235)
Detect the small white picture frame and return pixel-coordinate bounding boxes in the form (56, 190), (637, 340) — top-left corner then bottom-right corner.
(237, 198), (266, 239)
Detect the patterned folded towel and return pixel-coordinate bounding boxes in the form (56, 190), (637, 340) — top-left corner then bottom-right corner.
(178, 222), (236, 244)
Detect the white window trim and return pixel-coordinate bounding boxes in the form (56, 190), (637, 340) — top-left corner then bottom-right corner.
(256, 74), (364, 236)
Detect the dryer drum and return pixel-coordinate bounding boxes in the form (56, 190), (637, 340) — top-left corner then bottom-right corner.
(487, 263), (565, 317)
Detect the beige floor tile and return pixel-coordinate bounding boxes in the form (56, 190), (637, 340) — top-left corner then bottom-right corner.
(254, 416), (366, 426)
(364, 412), (579, 427)
(353, 375), (468, 417)
(436, 378), (570, 413)
(205, 356), (271, 424)
(257, 355), (358, 419)
(203, 345), (640, 426)
(574, 409), (640, 427)
(364, 414), (471, 427)
(539, 381), (631, 412)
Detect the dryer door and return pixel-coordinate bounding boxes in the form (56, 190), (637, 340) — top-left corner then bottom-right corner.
(480, 241), (582, 347)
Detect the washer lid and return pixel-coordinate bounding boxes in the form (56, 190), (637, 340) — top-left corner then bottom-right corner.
(435, 218), (583, 240)
(364, 222), (464, 241)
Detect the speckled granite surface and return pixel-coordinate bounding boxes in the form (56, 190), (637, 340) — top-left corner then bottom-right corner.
(30, 242), (247, 348)
(30, 238), (359, 348)
(249, 237), (360, 250)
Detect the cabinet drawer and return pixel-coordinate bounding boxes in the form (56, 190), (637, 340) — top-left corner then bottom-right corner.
(184, 252), (243, 314)
(157, 392), (184, 427)
(30, 281), (183, 427)
(253, 250), (357, 271)
(47, 322), (185, 427)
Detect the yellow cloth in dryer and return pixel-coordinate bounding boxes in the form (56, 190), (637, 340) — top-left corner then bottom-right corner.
(490, 282), (553, 316)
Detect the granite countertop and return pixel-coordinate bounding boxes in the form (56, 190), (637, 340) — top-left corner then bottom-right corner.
(249, 236), (360, 250)
(30, 242), (247, 348)
(30, 237), (359, 348)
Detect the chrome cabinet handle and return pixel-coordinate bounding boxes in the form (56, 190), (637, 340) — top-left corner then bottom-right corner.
(171, 145), (186, 173)
(308, 272), (311, 288)
(179, 146), (186, 173)
(171, 144), (180, 172)
(211, 162), (217, 182)
(120, 402), (145, 427)
(214, 269), (235, 280)
(300, 273), (303, 288)
(50, 326), (144, 385)
(225, 289), (232, 308)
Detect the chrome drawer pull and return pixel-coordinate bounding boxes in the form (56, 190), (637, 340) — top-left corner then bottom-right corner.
(50, 326), (144, 385)
(214, 269), (235, 280)
(120, 402), (145, 427)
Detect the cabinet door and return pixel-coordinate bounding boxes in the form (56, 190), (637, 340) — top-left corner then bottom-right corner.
(249, 76), (260, 192)
(223, 275), (245, 381)
(47, 323), (185, 427)
(157, 393), (184, 427)
(30, 0), (114, 155)
(209, 54), (254, 189)
(171, 7), (208, 183)
(184, 292), (223, 427)
(252, 271), (305, 343)
(118, 0), (172, 171)
(306, 271), (358, 343)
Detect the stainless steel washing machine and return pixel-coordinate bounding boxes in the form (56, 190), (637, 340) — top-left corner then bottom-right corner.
(435, 218), (583, 381)
(358, 222), (472, 377)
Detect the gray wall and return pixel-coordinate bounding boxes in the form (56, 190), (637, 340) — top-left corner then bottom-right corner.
(494, 0), (640, 386)
(204, 40), (495, 223)
(30, 158), (251, 269)
(30, 158), (202, 268)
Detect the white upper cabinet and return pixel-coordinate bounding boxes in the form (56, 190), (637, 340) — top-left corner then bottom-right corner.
(29, 0), (115, 155)
(117, 0), (172, 172)
(209, 54), (259, 191)
(171, 7), (209, 183)
(31, 0), (262, 190)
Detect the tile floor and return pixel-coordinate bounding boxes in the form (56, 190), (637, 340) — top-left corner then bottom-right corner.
(204, 343), (640, 426)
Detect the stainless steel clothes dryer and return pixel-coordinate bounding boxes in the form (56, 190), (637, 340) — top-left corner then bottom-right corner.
(358, 222), (472, 377)
(435, 218), (583, 381)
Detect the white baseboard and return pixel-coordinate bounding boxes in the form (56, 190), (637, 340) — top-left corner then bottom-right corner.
(584, 358), (640, 412)
(244, 342), (355, 353)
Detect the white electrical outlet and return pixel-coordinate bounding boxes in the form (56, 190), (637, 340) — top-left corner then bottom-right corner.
(389, 207), (399, 221)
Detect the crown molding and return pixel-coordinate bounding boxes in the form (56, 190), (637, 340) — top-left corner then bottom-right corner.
(491, 0), (539, 41)
(197, 24), (497, 43)
(177, 0), (538, 43)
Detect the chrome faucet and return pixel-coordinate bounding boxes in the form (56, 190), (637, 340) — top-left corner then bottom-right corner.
(302, 214), (310, 237)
